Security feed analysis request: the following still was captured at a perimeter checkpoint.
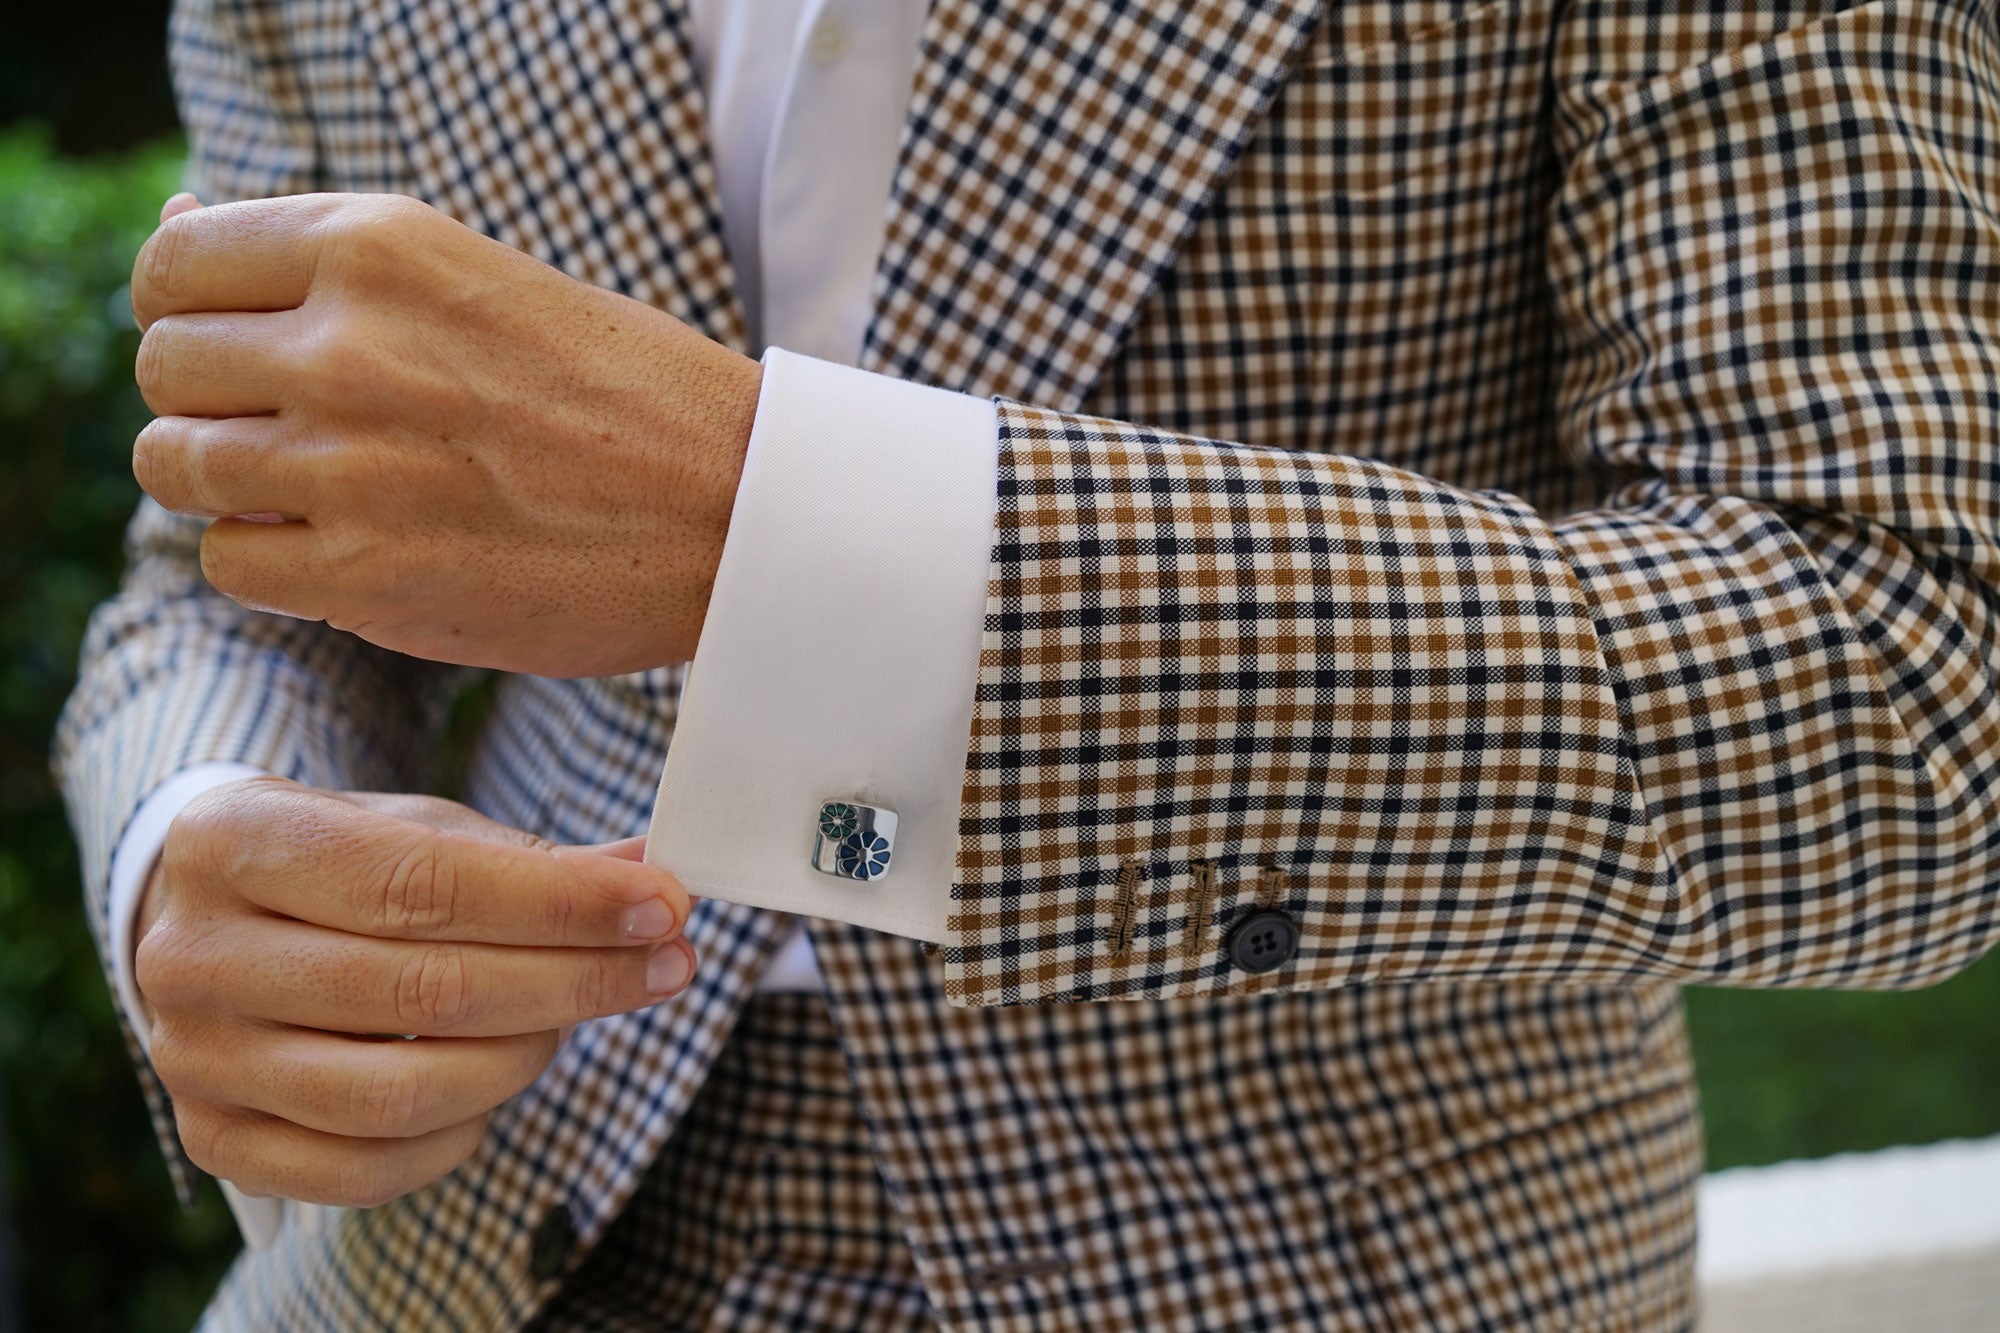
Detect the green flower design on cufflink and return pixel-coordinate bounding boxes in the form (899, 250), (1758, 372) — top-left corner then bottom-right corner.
(814, 800), (896, 881)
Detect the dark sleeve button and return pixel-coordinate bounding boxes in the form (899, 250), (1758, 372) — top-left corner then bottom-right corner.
(1225, 909), (1300, 973)
(528, 1202), (579, 1282)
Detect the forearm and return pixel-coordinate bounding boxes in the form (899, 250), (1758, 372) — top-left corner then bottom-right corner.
(943, 408), (2000, 1004)
(944, 0), (2000, 1004)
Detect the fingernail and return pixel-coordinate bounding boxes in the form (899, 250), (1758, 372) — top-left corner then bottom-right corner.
(622, 898), (676, 941)
(646, 944), (693, 996)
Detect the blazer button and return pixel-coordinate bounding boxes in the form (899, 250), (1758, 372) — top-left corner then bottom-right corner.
(1225, 909), (1300, 973)
(528, 1203), (579, 1282)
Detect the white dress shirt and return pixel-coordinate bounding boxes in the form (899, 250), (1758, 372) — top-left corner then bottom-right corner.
(110, 0), (999, 1245)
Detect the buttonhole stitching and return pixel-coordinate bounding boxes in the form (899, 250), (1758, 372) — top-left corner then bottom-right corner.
(1107, 861), (1143, 957)
(1256, 865), (1291, 909)
(1176, 861), (1220, 958)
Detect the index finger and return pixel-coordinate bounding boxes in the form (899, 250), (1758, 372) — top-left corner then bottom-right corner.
(217, 787), (689, 948)
(131, 194), (344, 331)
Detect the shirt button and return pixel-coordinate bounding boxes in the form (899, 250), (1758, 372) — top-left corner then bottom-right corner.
(1225, 909), (1300, 974)
(808, 14), (849, 64)
(528, 1202), (579, 1282)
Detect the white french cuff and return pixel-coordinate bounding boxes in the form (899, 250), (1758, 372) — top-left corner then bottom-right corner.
(107, 762), (337, 1250)
(645, 348), (1000, 943)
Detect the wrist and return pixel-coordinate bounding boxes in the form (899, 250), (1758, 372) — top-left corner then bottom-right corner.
(686, 338), (762, 598)
(647, 329), (762, 667)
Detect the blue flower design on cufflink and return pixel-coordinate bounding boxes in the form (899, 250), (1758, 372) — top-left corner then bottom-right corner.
(837, 831), (892, 880)
(814, 800), (896, 881)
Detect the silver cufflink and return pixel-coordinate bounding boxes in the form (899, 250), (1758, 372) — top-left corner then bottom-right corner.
(813, 800), (897, 881)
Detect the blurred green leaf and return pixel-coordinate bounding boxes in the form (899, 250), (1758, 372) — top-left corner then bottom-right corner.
(0, 125), (237, 1333)
(1687, 958), (2000, 1170)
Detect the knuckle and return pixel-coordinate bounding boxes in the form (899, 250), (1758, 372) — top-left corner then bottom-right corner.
(196, 524), (242, 598)
(133, 918), (208, 1010)
(376, 844), (459, 936)
(318, 196), (428, 283)
(131, 418), (175, 498)
(173, 779), (286, 886)
(347, 1061), (427, 1137)
(131, 934), (173, 1007)
(318, 206), (384, 267)
(325, 1112), (480, 1208)
(197, 527), (283, 614)
(133, 323), (171, 400)
(136, 218), (188, 315)
(393, 945), (476, 1032)
(374, 193), (435, 229)
(190, 423), (251, 501)
(312, 321), (380, 388)
(175, 1102), (237, 1178)
(316, 444), (380, 509)
(164, 787), (235, 877)
(366, 193), (434, 230)
(146, 1020), (196, 1091)
(307, 327), (416, 424)
(326, 1153), (404, 1210)
(569, 951), (627, 1019)
(544, 877), (580, 944)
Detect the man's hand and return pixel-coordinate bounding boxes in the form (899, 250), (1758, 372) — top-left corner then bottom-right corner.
(130, 192), (762, 678)
(135, 777), (696, 1208)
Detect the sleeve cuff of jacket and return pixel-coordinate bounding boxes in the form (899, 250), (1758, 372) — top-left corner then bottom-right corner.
(645, 349), (999, 943)
(107, 761), (333, 1250)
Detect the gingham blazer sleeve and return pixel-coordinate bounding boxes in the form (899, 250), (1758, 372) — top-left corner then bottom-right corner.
(943, 0), (2000, 1006)
(51, 0), (461, 1198)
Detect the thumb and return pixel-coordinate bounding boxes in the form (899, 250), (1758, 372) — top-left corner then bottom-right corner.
(574, 836), (698, 909)
(580, 835), (650, 863)
(336, 792), (679, 888)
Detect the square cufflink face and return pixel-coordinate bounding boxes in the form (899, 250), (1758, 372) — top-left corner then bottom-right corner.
(813, 801), (897, 881)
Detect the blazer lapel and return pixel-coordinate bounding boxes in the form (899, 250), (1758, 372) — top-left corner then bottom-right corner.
(862, 0), (1324, 409)
(356, 0), (749, 350)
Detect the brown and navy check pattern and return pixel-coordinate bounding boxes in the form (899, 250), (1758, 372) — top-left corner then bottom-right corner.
(944, 0), (2000, 1008)
(51, 0), (1999, 1327)
(518, 994), (934, 1331)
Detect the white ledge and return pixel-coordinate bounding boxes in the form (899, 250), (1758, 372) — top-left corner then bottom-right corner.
(1697, 1136), (2000, 1331)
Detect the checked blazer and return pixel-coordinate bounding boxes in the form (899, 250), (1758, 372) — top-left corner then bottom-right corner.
(55, 0), (2000, 1327)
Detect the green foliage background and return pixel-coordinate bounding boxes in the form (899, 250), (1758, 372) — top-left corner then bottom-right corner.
(2, 129), (243, 1333)
(0, 127), (1995, 1332)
